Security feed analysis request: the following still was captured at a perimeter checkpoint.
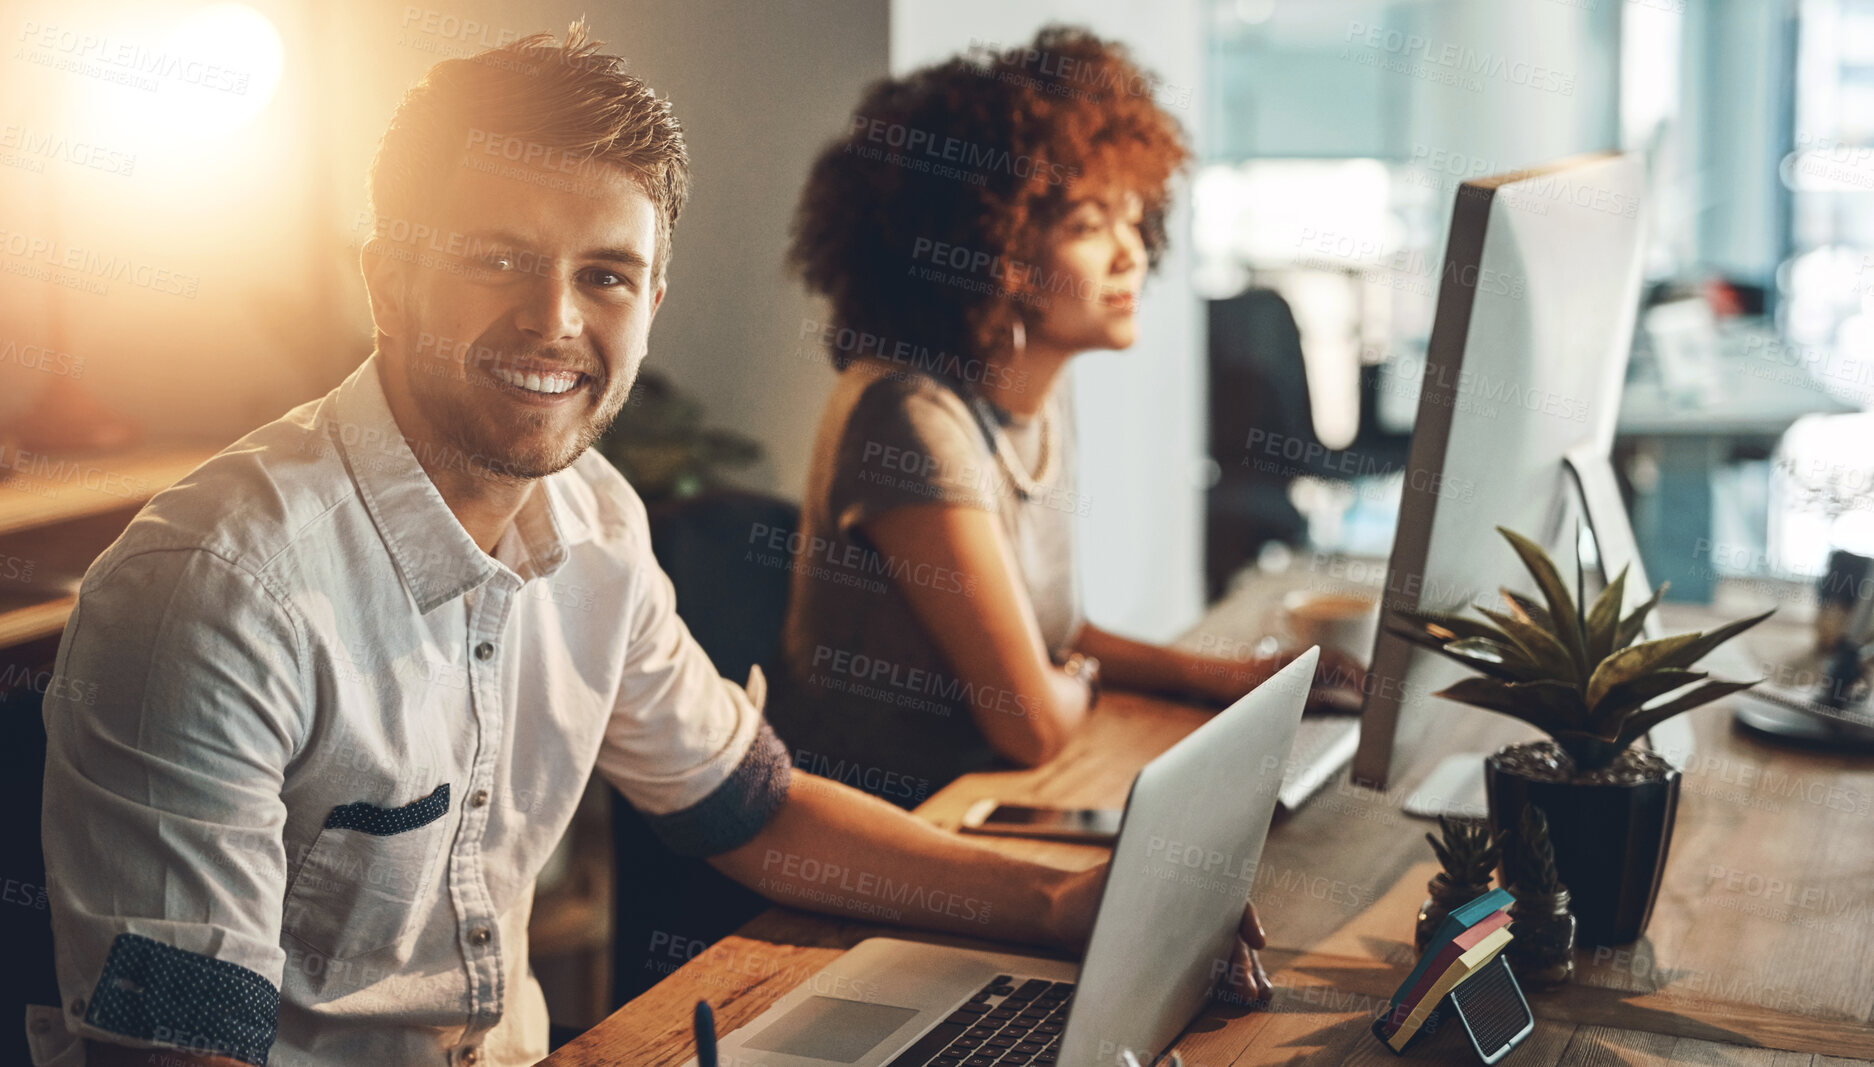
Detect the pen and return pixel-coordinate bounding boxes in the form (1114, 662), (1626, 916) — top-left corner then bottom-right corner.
(694, 999), (718, 1067)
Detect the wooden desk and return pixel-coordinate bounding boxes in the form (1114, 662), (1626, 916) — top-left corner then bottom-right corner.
(548, 605), (1874, 1066)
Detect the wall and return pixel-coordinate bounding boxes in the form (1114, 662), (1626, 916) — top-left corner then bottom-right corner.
(4, 0), (1205, 641)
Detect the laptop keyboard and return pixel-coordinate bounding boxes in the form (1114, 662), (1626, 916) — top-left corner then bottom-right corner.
(883, 975), (1072, 1066)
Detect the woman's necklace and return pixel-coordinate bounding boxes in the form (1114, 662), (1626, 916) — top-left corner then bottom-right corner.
(966, 390), (1054, 499)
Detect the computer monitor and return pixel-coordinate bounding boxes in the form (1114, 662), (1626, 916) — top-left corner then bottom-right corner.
(1352, 152), (1657, 790)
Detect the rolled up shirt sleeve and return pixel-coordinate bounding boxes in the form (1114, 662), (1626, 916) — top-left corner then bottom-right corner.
(41, 547), (306, 1065)
(594, 532), (791, 859)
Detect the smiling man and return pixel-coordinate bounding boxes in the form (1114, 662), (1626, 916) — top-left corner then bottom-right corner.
(32, 25), (1267, 1067)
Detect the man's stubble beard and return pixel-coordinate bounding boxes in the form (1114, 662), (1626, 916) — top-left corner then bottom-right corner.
(406, 356), (635, 483)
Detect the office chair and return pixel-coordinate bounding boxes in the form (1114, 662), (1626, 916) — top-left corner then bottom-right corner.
(1205, 289), (1320, 598)
(610, 490), (800, 1005)
(1204, 288), (1411, 599)
(0, 646), (60, 1067)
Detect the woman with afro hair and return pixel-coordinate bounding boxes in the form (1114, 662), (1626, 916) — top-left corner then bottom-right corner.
(770, 26), (1362, 806)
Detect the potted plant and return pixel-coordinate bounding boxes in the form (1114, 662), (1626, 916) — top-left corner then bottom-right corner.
(1416, 816), (1502, 953)
(597, 369), (764, 501)
(1389, 527), (1771, 945)
(1501, 804), (1574, 988)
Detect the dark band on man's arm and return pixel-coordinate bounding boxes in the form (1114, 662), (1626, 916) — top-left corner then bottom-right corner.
(645, 722), (793, 858)
(85, 932), (279, 1066)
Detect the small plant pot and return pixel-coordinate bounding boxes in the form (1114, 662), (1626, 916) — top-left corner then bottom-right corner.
(1416, 874), (1493, 954)
(1485, 741), (1679, 946)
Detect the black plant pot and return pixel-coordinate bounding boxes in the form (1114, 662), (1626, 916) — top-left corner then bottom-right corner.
(1484, 742), (1680, 946)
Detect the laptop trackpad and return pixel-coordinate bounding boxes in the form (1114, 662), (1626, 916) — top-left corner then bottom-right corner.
(743, 996), (922, 1062)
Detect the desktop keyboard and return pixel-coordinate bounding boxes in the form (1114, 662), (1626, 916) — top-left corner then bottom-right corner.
(1277, 715), (1361, 811)
(884, 975), (1072, 1066)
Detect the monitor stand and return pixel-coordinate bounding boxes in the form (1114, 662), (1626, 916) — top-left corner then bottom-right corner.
(1565, 443), (1874, 753)
(1562, 444), (1695, 768)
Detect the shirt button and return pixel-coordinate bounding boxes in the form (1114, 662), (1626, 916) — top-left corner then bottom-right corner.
(474, 641), (495, 661)
(469, 926), (492, 946)
(471, 789), (490, 808)
(70, 997), (86, 1017)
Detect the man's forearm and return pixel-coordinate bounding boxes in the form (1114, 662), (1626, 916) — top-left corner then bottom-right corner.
(710, 774), (1097, 950)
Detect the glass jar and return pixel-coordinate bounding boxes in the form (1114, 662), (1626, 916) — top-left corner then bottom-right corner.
(1506, 887), (1576, 988)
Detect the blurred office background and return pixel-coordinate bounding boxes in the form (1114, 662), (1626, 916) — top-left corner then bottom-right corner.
(1, 0), (1867, 1038)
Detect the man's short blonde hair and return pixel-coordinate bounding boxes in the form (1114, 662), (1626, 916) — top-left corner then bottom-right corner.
(368, 21), (690, 280)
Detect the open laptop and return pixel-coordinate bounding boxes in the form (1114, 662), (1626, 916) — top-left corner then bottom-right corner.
(696, 648), (1317, 1067)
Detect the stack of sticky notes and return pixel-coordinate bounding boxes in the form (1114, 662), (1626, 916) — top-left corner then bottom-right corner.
(1374, 888), (1515, 1051)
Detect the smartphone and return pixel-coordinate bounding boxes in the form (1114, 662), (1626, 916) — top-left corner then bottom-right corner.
(958, 800), (1122, 845)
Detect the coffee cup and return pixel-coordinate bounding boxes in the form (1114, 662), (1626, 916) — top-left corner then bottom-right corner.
(1282, 589), (1379, 664)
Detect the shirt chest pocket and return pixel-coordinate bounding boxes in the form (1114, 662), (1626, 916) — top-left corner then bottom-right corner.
(283, 783), (451, 961)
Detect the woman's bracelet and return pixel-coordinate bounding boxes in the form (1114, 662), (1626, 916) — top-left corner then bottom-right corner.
(1054, 651), (1102, 709)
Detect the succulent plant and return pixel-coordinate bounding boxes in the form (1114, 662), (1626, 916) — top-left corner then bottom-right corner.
(1390, 526), (1772, 772)
(1503, 804), (1561, 896)
(1426, 815), (1502, 888)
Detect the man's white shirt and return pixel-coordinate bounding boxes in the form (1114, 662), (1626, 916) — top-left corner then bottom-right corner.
(31, 354), (790, 1065)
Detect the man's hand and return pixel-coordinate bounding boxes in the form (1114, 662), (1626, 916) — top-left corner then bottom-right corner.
(1218, 905), (1275, 1006)
(1051, 863), (1274, 1007)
